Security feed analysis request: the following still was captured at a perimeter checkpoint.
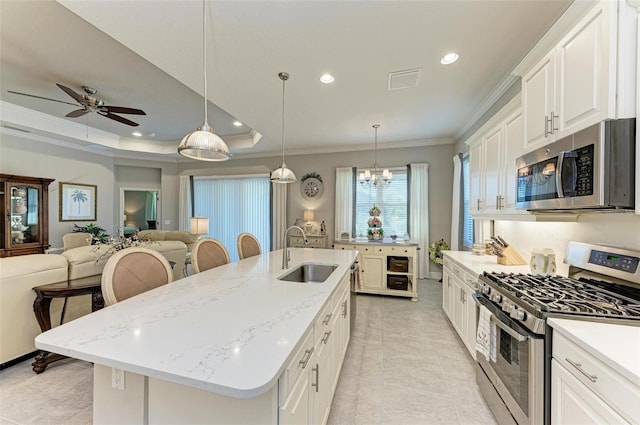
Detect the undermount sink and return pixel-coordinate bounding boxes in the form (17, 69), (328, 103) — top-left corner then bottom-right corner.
(278, 263), (338, 283)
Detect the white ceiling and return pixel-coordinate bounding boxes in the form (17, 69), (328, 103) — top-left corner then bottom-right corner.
(0, 0), (573, 161)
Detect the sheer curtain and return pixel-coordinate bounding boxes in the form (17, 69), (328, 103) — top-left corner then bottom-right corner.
(271, 183), (287, 251)
(451, 154), (463, 250)
(178, 175), (192, 232)
(408, 163), (429, 278)
(193, 175), (270, 262)
(334, 167), (355, 239)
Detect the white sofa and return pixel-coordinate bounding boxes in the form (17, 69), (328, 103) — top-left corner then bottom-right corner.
(0, 240), (187, 366)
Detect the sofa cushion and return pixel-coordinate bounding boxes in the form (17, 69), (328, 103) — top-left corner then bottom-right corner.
(63, 245), (113, 280)
(165, 231), (199, 245)
(137, 230), (167, 241)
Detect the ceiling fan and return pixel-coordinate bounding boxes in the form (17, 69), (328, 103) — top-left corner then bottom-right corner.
(7, 83), (146, 127)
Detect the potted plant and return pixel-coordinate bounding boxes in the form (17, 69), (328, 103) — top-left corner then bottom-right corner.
(73, 223), (110, 244)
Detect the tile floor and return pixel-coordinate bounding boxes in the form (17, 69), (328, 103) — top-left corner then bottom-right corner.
(0, 279), (496, 425)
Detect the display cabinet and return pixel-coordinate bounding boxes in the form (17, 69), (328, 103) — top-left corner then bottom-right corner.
(0, 174), (55, 257)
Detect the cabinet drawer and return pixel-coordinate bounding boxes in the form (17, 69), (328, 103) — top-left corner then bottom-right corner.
(314, 300), (334, 345)
(553, 332), (640, 423)
(334, 244), (359, 252)
(280, 327), (314, 403)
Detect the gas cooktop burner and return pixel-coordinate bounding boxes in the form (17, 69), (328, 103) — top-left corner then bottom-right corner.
(481, 272), (640, 320)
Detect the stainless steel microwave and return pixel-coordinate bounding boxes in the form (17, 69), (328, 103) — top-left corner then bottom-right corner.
(515, 119), (635, 211)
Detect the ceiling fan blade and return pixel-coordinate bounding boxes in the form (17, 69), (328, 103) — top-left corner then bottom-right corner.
(101, 106), (146, 115)
(7, 90), (79, 107)
(66, 109), (90, 118)
(98, 111), (139, 127)
(56, 83), (85, 104)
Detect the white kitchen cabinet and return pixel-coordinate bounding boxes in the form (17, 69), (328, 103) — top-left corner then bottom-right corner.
(467, 98), (525, 218)
(289, 235), (328, 249)
(279, 274), (352, 425)
(551, 360), (629, 425)
(334, 242), (419, 301)
(551, 330), (638, 424)
(442, 255), (477, 360)
(522, 0), (637, 152)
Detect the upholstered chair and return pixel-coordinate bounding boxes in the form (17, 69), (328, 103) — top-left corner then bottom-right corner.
(237, 233), (261, 260)
(62, 232), (92, 251)
(101, 247), (173, 306)
(192, 238), (230, 273)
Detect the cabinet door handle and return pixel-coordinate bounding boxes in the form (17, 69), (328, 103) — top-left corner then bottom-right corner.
(477, 199), (481, 210)
(544, 115), (550, 137)
(312, 364), (319, 392)
(322, 313), (332, 325)
(565, 358), (598, 382)
(551, 113), (559, 133)
(460, 288), (463, 302)
(298, 347), (314, 369)
(322, 330), (332, 344)
(342, 301), (347, 317)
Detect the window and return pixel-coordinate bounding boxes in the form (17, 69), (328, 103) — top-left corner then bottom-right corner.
(462, 155), (474, 249)
(193, 175), (270, 262)
(354, 168), (407, 238)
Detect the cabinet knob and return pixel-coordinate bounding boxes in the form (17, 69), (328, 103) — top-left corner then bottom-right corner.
(378, 248), (382, 252)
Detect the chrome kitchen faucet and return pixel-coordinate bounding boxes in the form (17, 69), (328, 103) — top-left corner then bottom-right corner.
(282, 226), (307, 269)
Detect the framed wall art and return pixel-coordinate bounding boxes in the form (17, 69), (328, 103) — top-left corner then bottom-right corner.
(59, 182), (97, 221)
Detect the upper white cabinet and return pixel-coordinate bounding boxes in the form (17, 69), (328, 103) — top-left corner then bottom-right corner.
(467, 98), (525, 218)
(522, 0), (637, 152)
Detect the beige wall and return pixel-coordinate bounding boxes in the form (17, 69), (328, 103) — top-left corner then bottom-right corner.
(0, 133), (115, 247)
(179, 143), (455, 251)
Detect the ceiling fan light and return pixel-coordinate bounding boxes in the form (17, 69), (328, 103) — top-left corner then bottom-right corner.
(271, 162), (297, 183)
(178, 124), (232, 161)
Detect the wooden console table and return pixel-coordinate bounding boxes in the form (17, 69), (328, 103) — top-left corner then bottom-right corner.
(31, 275), (104, 373)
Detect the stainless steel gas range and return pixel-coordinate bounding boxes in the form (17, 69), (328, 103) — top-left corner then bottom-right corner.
(473, 242), (640, 425)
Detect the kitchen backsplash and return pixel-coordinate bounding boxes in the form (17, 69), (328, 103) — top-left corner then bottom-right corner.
(493, 213), (640, 276)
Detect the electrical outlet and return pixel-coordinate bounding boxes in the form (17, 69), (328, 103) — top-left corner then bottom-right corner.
(164, 219), (170, 225)
(112, 367), (125, 390)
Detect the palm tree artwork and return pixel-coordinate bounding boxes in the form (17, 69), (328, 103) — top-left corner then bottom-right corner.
(71, 189), (88, 214)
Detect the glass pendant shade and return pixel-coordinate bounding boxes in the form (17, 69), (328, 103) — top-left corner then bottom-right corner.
(178, 0), (231, 162)
(271, 72), (296, 184)
(179, 124), (231, 161)
(271, 161), (297, 183)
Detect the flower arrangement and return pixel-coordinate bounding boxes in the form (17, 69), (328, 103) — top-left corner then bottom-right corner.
(369, 205), (381, 216)
(367, 228), (384, 239)
(367, 217), (382, 228)
(429, 239), (449, 265)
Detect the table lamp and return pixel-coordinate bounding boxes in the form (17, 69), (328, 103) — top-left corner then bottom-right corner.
(303, 210), (315, 233)
(190, 217), (209, 236)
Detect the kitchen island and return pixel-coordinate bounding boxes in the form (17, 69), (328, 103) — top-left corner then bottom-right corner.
(35, 248), (358, 424)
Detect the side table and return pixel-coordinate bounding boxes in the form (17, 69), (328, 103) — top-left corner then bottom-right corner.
(31, 275), (104, 373)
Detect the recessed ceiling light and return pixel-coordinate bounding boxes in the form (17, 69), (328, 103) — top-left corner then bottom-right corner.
(147, 132), (156, 138)
(233, 121), (242, 127)
(440, 53), (459, 65)
(320, 73), (335, 84)
(132, 131), (142, 137)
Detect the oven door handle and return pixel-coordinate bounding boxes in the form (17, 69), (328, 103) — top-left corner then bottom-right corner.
(556, 151), (565, 198)
(490, 315), (528, 342)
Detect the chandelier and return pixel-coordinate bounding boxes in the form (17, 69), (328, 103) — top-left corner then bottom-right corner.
(359, 124), (392, 187)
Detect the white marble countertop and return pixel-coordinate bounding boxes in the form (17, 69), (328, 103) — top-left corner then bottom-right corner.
(548, 318), (640, 387)
(36, 248), (357, 398)
(443, 250), (531, 276)
(334, 239), (418, 246)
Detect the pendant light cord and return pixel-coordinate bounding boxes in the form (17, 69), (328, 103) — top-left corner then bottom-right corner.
(202, 0), (208, 127)
(373, 124), (379, 174)
(281, 75), (286, 163)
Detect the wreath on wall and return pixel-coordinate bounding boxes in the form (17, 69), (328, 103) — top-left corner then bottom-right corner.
(429, 239), (449, 265)
(301, 172), (323, 182)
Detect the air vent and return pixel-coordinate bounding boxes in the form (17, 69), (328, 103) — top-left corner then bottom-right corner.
(388, 69), (421, 90)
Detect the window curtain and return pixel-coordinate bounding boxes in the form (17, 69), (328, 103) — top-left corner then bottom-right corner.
(451, 154), (463, 250)
(408, 163), (429, 278)
(145, 191), (157, 222)
(178, 175), (192, 232)
(271, 183), (287, 251)
(335, 167), (355, 239)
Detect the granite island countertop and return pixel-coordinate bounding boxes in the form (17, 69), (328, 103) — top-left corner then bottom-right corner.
(35, 248), (358, 399)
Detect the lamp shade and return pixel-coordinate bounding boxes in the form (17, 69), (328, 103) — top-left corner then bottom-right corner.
(178, 125), (231, 161)
(303, 210), (315, 222)
(271, 162), (297, 183)
(190, 217), (209, 235)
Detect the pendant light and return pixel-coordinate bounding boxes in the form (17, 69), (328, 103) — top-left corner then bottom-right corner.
(178, 0), (231, 161)
(271, 72), (296, 183)
(359, 124), (392, 187)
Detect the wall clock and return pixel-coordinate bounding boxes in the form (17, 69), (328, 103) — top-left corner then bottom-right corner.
(301, 177), (324, 200)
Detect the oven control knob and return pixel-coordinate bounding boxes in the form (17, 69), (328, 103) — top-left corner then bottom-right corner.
(480, 285), (491, 295)
(501, 301), (513, 313)
(490, 293), (502, 303)
(510, 309), (526, 321)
